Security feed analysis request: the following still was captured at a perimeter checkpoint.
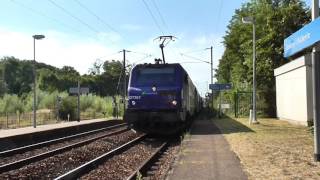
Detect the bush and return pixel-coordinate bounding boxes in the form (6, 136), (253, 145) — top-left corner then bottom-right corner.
(0, 90), (119, 120)
(38, 91), (59, 110)
(80, 94), (94, 111)
(59, 96), (77, 120)
(0, 94), (24, 114)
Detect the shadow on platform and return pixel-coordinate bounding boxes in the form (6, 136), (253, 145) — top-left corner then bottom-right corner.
(190, 113), (254, 135)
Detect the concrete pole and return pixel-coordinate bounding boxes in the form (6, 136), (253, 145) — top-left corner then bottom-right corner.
(77, 80), (80, 122)
(313, 0), (319, 19)
(123, 49), (126, 113)
(210, 46), (213, 110)
(252, 21), (258, 124)
(312, 0), (320, 162)
(33, 38), (36, 128)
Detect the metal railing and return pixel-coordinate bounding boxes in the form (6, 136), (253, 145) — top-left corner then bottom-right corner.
(0, 111), (115, 130)
(0, 112), (56, 129)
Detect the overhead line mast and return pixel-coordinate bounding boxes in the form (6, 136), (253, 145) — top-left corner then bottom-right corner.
(119, 49), (131, 112)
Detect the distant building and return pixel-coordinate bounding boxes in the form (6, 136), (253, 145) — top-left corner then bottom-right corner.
(274, 54), (313, 126)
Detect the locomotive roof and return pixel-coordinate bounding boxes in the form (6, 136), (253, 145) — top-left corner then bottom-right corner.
(134, 63), (183, 69)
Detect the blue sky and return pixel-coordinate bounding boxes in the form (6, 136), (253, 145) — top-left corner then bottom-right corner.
(0, 0), (311, 95)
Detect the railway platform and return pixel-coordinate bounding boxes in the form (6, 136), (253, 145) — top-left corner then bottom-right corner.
(0, 118), (122, 151)
(167, 116), (247, 180)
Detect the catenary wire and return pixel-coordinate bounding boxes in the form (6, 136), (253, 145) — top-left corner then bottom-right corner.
(141, 0), (164, 35)
(73, 0), (120, 35)
(150, 0), (169, 32)
(47, 0), (115, 44)
(11, 0), (81, 33)
(180, 53), (210, 64)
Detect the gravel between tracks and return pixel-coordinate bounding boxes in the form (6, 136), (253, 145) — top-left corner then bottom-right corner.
(149, 141), (180, 180)
(0, 127), (127, 166)
(0, 130), (140, 179)
(81, 139), (163, 180)
(81, 138), (181, 180)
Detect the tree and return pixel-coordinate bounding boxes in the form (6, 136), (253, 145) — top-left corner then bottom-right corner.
(216, 0), (309, 117)
(88, 59), (103, 75)
(0, 57), (125, 97)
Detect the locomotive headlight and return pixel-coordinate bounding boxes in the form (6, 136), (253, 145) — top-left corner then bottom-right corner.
(152, 86), (157, 92)
(172, 100), (177, 106)
(131, 100), (136, 106)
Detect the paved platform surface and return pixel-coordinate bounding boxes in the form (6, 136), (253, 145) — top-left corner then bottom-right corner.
(0, 118), (117, 138)
(167, 117), (247, 180)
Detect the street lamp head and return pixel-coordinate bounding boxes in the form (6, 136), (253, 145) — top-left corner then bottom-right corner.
(242, 17), (254, 24)
(32, 35), (45, 40)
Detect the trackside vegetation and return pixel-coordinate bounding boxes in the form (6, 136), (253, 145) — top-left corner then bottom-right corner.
(0, 56), (127, 126)
(215, 0), (310, 117)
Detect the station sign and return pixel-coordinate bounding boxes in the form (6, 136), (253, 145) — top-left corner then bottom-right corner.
(221, 104), (230, 109)
(284, 17), (320, 58)
(69, 87), (89, 95)
(209, 83), (232, 91)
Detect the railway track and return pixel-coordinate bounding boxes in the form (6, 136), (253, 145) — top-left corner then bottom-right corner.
(0, 122), (180, 180)
(55, 134), (149, 179)
(0, 125), (138, 179)
(54, 135), (172, 180)
(0, 123), (127, 158)
(126, 141), (168, 180)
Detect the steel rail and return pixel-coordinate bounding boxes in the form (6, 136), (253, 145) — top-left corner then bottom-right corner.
(0, 123), (127, 157)
(0, 128), (128, 173)
(126, 141), (168, 180)
(54, 134), (147, 180)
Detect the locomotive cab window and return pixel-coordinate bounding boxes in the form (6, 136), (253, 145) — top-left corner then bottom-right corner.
(135, 67), (176, 85)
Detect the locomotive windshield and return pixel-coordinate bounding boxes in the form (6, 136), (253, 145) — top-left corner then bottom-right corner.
(135, 67), (176, 85)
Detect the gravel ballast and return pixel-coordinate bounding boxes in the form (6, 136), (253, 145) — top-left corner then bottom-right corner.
(0, 130), (140, 179)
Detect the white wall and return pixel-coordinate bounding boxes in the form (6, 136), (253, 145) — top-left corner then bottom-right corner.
(274, 55), (312, 126)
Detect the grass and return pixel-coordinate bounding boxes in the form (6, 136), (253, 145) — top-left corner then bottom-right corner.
(213, 117), (320, 180)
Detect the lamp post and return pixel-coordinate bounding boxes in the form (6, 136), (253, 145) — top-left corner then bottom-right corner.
(242, 16), (258, 124)
(32, 34), (45, 128)
(204, 46), (214, 110)
(312, 0), (320, 162)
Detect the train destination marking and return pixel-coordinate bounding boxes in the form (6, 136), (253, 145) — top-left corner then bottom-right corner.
(128, 96), (141, 100)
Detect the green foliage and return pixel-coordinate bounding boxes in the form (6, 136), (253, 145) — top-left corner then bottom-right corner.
(0, 56), (126, 121)
(80, 94), (95, 111)
(216, 0), (309, 117)
(0, 94), (24, 114)
(0, 56), (126, 97)
(38, 91), (61, 110)
(59, 96), (77, 120)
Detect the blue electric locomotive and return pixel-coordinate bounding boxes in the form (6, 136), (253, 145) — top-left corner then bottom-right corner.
(124, 62), (201, 134)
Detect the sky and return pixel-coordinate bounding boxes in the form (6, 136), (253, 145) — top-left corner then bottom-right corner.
(0, 0), (311, 96)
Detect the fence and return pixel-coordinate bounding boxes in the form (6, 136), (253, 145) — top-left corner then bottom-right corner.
(0, 110), (118, 130)
(0, 112), (56, 129)
(213, 89), (276, 118)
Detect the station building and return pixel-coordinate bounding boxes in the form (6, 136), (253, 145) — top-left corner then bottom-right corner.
(274, 54), (313, 126)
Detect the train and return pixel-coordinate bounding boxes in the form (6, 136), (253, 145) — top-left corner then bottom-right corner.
(124, 61), (202, 134)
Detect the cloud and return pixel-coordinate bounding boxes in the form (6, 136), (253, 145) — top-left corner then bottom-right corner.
(192, 33), (223, 46)
(0, 28), (120, 74)
(97, 32), (122, 44)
